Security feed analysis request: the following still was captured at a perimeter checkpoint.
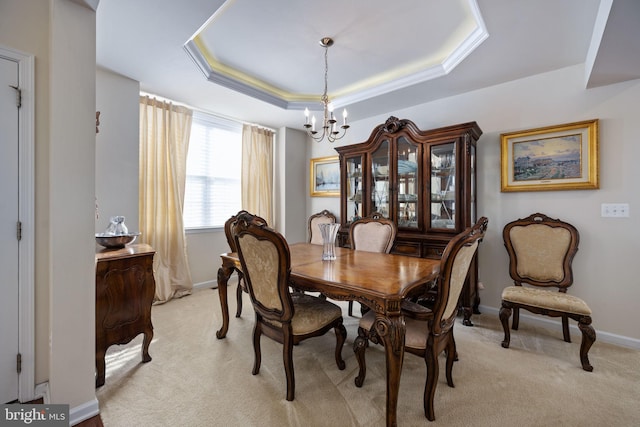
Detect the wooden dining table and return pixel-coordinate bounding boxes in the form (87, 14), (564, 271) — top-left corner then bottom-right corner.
(216, 242), (440, 427)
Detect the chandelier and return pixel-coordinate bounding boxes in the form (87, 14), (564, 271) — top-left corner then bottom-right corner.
(303, 37), (349, 143)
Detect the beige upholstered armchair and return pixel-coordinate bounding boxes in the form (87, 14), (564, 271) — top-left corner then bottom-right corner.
(353, 217), (488, 421)
(499, 213), (595, 371)
(233, 212), (347, 401)
(224, 210), (268, 318)
(308, 209), (337, 245)
(347, 212), (397, 315)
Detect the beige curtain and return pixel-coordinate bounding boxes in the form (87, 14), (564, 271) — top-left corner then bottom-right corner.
(241, 125), (274, 225)
(139, 95), (193, 303)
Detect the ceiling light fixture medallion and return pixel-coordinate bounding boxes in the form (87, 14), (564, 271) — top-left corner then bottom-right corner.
(303, 37), (349, 143)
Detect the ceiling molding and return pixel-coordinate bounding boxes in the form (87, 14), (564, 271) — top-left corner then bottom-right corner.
(183, 0), (489, 111)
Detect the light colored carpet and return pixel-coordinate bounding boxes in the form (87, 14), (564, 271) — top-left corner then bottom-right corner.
(96, 288), (640, 426)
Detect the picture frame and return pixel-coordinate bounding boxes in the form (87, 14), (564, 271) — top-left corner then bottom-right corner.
(500, 119), (599, 192)
(310, 156), (340, 197)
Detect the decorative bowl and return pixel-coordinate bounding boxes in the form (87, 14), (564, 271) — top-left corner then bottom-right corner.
(95, 232), (140, 249)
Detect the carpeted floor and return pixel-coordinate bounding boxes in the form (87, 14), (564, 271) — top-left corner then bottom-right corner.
(96, 288), (640, 426)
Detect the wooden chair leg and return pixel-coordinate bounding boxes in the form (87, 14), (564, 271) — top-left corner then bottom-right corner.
(252, 319), (262, 375)
(578, 316), (596, 372)
(499, 302), (512, 348)
(512, 306), (520, 330)
(283, 331), (295, 401)
(445, 334), (456, 388)
(353, 327), (369, 387)
(562, 314), (571, 343)
(235, 277), (243, 318)
(424, 346), (439, 421)
(334, 322), (347, 370)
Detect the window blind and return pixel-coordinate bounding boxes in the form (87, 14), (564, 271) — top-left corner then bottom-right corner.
(183, 111), (242, 229)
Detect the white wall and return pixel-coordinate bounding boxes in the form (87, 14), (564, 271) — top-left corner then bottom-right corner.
(275, 127), (308, 242)
(1, 0), (99, 417)
(309, 64), (640, 345)
(49, 0), (97, 416)
(95, 68), (140, 233)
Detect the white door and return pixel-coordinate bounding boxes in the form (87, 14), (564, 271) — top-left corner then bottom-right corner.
(0, 54), (20, 403)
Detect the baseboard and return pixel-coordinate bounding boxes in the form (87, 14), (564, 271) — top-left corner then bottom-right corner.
(32, 383), (99, 426)
(34, 382), (50, 403)
(193, 279), (217, 290)
(70, 398), (100, 426)
(193, 275), (238, 291)
(477, 305), (640, 350)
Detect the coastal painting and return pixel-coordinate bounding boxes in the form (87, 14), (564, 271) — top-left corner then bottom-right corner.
(501, 120), (599, 192)
(513, 135), (581, 181)
(310, 156), (340, 197)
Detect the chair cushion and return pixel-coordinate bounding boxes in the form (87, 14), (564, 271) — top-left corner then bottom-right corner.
(265, 293), (342, 335)
(502, 285), (592, 315)
(359, 310), (429, 351)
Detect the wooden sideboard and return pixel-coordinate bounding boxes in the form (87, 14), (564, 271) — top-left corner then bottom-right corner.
(95, 243), (156, 387)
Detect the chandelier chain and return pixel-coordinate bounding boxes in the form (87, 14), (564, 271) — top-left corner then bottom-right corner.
(303, 37), (349, 143)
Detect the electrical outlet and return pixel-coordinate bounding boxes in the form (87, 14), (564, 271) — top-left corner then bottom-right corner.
(601, 203), (630, 218)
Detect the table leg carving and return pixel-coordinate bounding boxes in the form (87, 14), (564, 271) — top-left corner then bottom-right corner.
(216, 265), (234, 339)
(375, 314), (405, 427)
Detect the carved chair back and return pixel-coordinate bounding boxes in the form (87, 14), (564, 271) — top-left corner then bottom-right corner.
(503, 212), (579, 291)
(349, 212), (397, 254)
(308, 209), (337, 245)
(233, 212), (293, 324)
(431, 217), (488, 336)
(224, 210), (268, 253)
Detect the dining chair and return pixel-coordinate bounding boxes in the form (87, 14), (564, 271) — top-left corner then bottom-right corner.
(353, 217), (488, 421)
(499, 213), (595, 371)
(347, 212), (397, 316)
(224, 210), (268, 318)
(233, 212), (347, 401)
(308, 209), (337, 245)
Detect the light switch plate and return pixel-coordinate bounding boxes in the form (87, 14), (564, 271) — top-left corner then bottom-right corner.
(601, 203), (630, 217)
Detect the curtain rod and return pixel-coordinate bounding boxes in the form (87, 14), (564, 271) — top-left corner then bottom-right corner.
(139, 91), (276, 133)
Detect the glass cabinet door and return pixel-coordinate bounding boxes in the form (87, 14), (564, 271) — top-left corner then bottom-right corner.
(430, 142), (456, 229)
(346, 155), (363, 224)
(396, 136), (419, 229)
(470, 144), (476, 224)
(371, 140), (390, 218)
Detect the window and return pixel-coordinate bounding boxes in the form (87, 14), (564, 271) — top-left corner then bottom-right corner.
(184, 111), (242, 229)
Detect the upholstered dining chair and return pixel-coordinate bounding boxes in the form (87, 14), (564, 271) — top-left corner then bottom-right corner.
(347, 212), (397, 316)
(353, 217), (488, 421)
(233, 212), (347, 401)
(224, 210), (268, 318)
(308, 209), (337, 245)
(499, 212), (595, 371)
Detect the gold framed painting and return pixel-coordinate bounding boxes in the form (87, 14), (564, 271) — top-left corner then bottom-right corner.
(310, 156), (340, 197)
(500, 119), (599, 192)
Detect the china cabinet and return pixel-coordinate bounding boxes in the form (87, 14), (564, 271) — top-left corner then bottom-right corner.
(335, 117), (482, 325)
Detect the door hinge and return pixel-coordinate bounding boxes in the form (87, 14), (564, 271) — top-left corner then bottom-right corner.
(17, 221), (22, 241)
(17, 353), (22, 373)
(9, 85), (22, 109)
